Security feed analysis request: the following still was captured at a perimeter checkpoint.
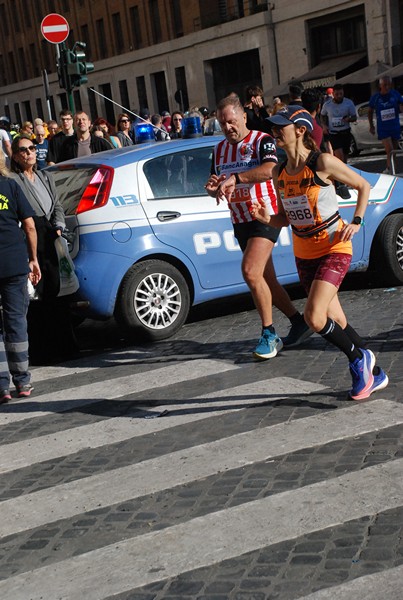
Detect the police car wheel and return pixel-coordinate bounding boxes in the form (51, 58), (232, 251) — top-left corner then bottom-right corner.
(115, 259), (191, 341)
(371, 213), (403, 285)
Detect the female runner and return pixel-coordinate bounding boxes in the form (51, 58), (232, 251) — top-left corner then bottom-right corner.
(249, 105), (388, 400)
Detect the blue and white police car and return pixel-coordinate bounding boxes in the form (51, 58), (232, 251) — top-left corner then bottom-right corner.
(50, 134), (403, 341)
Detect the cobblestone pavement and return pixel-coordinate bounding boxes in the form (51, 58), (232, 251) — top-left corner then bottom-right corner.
(0, 279), (402, 599)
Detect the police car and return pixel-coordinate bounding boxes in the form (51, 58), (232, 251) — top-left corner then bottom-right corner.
(49, 133), (403, 341)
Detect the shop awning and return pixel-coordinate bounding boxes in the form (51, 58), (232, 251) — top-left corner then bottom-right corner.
(336, 62), (391, 84)
(297, 53), (367, 87)
(379, 62), (403, 79)
(265, 53), (367, 98)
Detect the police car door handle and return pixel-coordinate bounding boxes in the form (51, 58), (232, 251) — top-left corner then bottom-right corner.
(157, 211), (181, 221)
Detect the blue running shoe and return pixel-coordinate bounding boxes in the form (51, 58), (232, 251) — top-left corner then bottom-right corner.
(253, 330), (283, 360)
(349, 348), (375, 400)
(282, 319), (314, 347)
(368, 368), (389, 395)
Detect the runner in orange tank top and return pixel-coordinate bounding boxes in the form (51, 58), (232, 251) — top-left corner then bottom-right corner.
(250, 105), (388, 401)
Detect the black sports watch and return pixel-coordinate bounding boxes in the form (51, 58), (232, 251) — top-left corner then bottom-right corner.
(352, 216), (363, 226)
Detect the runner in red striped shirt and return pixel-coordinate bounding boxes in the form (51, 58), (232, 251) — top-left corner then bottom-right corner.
(205, 94), (312, 360)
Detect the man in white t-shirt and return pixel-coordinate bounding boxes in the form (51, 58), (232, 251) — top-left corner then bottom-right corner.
(0, 117), (12, 167)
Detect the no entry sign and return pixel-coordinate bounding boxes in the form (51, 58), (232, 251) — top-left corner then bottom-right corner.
(41, 13), (69, 44)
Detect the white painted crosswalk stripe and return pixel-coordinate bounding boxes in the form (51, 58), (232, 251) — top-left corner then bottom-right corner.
(0, 354), (400, 600)
(1, 458), (401, 600)
(0, 398), (401, 537)
(0, 376), (326, 473)
(0, 359), (238, 426)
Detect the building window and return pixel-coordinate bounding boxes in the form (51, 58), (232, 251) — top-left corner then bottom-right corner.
(136, 76), (148, 111)
(23, 100), (33, 122)
(112, 13), (124, 54)
(58, 92), (68, 110)
(24, 2), (32, 27)
(8, 51), (16, 82)
(129, 5), (142, 49)
(174, 66), (189, 111)
(29, 44), (40, 78)
(18, 47), (28, 80)
(309, 6), (366, 64)
(152, 71), (169, 114)
(170, 0), (183, 37)
(35, 98), (44, 120)
(96, 19), (107, 59)
(41, 40), (51, 73)
(88, 87), (98, 122)
(14, 103), (22, 126)
(0, 4), (9, 36)
(119, 80), (130, 111)
(101, 83), (115, 124)
(80, 24), (91, 57)
(0, 54), (6, 86)
(149, 0), (162, 44)
(74, 90), (82, 112)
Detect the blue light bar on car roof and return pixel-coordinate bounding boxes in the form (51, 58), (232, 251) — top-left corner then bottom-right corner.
(134, 123), (155, 144)
(182, 116), (203, 138)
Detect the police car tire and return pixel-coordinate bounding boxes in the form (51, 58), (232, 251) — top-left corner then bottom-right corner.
(349, 135), (360, 157)
(372, 213), (403, 285)
(115, 259), (191, 341)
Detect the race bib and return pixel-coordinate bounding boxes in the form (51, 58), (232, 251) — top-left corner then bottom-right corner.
(282, 195), (314, 226)
(380, 108), (395, 122)
(331, 117), (343, 128)
(230, 184), (251, 203)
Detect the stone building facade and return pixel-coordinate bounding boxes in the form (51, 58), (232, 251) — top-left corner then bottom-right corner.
(0, 0), (402, 123)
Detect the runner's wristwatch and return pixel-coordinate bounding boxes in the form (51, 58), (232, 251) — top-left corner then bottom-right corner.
(352, 216), (364, 226)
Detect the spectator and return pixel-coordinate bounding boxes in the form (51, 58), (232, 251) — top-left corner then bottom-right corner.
(116, 113), (134, 146)
(288, 82), (303, 105)
(91, 125), (114, 149)
(368, 76), (403, 174)
(204, 110), (222, 135)
(271, 102), (287, 115)
(33, 125), (49, 170)
(244, 85), (271, 133)
(0, 116), (12, 167)
(151, 114), (170, 141)
(0, 151), (41, 402)
(57, 111), (111, 161)
(20, 121), (34, 138)
(320, 83), (357, 198)
(170, 111), (184, 139)
(10, 134), (78, 363)
(301, 88), (324, 149)
(47, 109), (75, 165)
(92, 117), (122, 148)
(46, 120), (59, 138)
(161, 111), (171, 133)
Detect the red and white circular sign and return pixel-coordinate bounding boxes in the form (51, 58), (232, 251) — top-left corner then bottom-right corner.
(41, 13), (69, 44)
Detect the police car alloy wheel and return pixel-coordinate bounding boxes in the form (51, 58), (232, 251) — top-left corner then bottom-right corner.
(371, 213), (403, 285)
(115, 259), (191, 341)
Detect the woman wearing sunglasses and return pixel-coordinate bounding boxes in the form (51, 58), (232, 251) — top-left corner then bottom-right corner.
(10, 134), (78, 363)
(116, 113), (134, 147)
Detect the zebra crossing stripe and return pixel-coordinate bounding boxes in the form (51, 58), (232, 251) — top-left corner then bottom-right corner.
(0, 398), (401, 537)
(294, 564), (403, 599)
(0, 458), (401, 600)
(0, 376), (326, 473)
(0, 359), (239, 426)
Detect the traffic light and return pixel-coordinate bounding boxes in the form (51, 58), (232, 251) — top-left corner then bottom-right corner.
(66, 42), (94, 90)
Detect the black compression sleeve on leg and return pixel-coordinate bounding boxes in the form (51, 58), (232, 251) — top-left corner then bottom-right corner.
(343, 323), (366, 349)
(319, 318), (362, 362)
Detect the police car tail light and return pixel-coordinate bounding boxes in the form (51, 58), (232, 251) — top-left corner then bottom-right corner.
(76, 166), (114, 214)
